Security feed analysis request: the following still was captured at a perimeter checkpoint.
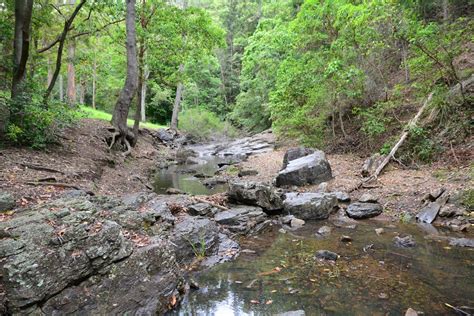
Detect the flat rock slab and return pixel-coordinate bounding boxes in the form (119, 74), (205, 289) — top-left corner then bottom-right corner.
(283, 192), (337, 220)
(346, 202), (382, 219)
(282, 147), (315, 169)
(214, 205), (268, 235)
(276, 151), (332, 187)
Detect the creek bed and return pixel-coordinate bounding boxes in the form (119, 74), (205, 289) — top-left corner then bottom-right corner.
(171, 220), (474, 315)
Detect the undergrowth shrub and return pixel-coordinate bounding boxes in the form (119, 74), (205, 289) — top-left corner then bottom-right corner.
(5, 89), (77, 149)
(179, 108), (238, 140)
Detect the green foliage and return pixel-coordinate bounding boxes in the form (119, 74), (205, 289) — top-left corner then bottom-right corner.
(6, 91), (77, 149)
(460, 189), (474, 211)
(404, 126), (438, 162)
(179, 108), (238, 141)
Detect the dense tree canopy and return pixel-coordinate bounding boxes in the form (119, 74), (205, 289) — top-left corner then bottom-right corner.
(0, 0), (472, 160)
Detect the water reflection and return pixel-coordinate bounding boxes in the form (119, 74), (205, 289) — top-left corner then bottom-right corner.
(171, 221), (474, 315)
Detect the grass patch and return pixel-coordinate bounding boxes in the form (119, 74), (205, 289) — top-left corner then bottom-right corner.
(78, 106), (165, 130)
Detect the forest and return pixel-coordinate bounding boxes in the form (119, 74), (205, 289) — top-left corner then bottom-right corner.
(0, 0), (473, 315)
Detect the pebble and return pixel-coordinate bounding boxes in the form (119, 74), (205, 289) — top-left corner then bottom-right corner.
(291, 218), (305, 228)
(375, 228), (385, 235)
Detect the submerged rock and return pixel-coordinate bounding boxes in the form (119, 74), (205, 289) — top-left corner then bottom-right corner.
(315, 250), (339, 261)
(394, 235), (416, 248)
(283, 192), (338, 220)
(316, 225), (332, 236)
(228, 181), (283, 212)
(346, 202), (382, 219)
(0, 191), (15, 212)
(276, 150), (332, 187)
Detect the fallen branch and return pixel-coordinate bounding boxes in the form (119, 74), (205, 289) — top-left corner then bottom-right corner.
(193, 197), (229, 210)
(19, 163), (65, 174)
(26, 182), (81, 190)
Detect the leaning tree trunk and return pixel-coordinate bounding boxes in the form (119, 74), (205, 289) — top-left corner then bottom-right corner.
(11, 0), (34, 99)
(110, 0), (138, 154)
(170, 64), (184, 130)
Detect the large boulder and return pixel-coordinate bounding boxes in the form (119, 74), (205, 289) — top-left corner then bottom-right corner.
(283, 192), (338, 220)
(228, 181), (283, 212)
(276, 151), (332, 187)
(346, 202), (382, 219)
(214, 205), (269, 235)
(0, 195), (187, 315)
(0, 191), (15, 212)
(282, 147), (315, 169)
(176, 147), (198, 164)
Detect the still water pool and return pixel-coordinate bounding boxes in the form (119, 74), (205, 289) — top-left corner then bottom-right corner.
(171, 220), (474, 315)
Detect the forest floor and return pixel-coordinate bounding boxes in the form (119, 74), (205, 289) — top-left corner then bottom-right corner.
(0, 118), (472, 222)
(0, 119), (168, 209)
(240, 142), (473, 220)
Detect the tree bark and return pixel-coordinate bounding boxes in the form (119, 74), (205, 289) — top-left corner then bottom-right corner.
(11, 0), (34, 99)
(92, 57), (97, 109)
(66, 39), (76, 106)
(111, 0), (138, 152)
(43, 0), (87, 103)
(170, 64), (184, 130)
(59, 75), (64, 101)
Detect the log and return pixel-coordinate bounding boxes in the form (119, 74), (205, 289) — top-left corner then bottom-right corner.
(19, 163), (64, 174)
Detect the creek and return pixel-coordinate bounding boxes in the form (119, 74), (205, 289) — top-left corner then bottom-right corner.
(171, 220), (474, 315)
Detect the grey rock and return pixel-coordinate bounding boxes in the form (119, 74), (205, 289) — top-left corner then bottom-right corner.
(359, 193), (378, 203)
(275, 311), (306, 316)
(330, 191), (351, 202)
(202, 177), (228, 188)
(448, 237), (474, 248)
(188, 203), (215, 216)
(0, 195), (185, 315)
(176, 148), (198, 164)
(171, 216), (219, 263)
(317, 225), (332, 236)
(214, 205), (268, 235)
(201, 233), (240, 267)
(276, 151), (332, 187)
(439, 204), (465, 217)
(290, 218), (305, 228)
(315, 250), (339, 261)
(166, 188), (184, 195)
(346, 202), (382, 219)
(280, 215), (295, 225)
(156, 128), (175, 142)
(0, 191), (15, 212)
(282, 147), (315, 169)
(228, 181), (283, 211)
(317, 182), (329, 192)
(283, 192), (338, 220)
(416, 193), (449, 223)
(186, 156), (206, 165)
(394, 235), (416, 248)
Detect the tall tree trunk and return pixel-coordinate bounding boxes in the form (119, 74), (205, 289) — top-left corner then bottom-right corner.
(66, 39), (76, 106)
(111, 0), (138, 153)
(47, 55), (53, 87)
(170, 64), (184, 130)
(43, 0), (86, 103)
(442, 0), (450, 22)
(92, 58), (97, 109)
(79, 79), (85, 104)
(11, 0), (34, 99)
(139, 67), (149, 122)
(59, 75), (64, 101)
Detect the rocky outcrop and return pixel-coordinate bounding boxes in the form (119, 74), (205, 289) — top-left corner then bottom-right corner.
(214, 205), (270, 235)
(228, 181), (283, 212)
(276, 151), (332, 187)
(176, 148), (198, 164)
(283, 192), (338, 220)
(346, 202), (383, 219)
(0, 193), (238, 315)
(0, 191), (15, 212)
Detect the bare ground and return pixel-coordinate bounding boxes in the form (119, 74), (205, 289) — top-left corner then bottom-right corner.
(241, 145), (473, 219)
(0, 119), (169, 209)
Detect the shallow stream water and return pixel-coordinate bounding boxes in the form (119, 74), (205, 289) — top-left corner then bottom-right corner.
(171, 220), (474, 315)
